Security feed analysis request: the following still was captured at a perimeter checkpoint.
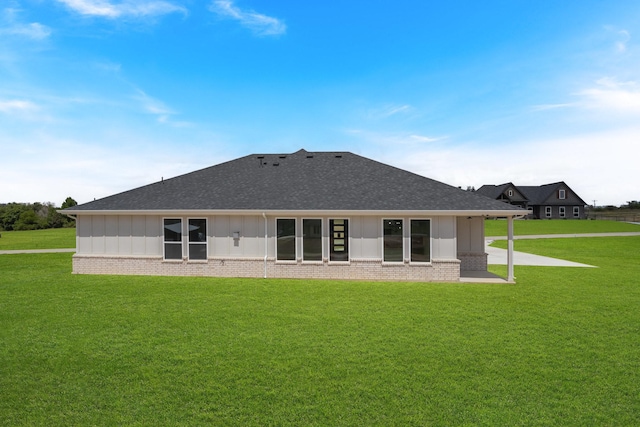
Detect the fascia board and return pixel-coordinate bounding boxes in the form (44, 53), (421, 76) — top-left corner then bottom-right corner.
(62, 209), (528, 218)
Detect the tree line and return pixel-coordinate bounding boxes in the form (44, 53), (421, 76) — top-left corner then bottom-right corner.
(0, 197), (77, 231)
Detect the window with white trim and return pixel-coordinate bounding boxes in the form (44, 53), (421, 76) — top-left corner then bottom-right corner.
(508, 189), (513, 197)
(573, 206), (580, 218)
(188, 218), (207, 260)
(410, 219), (431, 262)
(164, 218), (182, 260)
(383, 219), (403, 262)
(329, 219), (349, 262)
(559, 189), (566, 199)
(277, 218), (296, 261)
(559, 206), (566, 218)
(545, 207), (552, 218)
(303, 219), (322, 261)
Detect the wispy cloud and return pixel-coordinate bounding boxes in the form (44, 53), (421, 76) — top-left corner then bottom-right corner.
(576, 77), (640, 113)
(0, 22), (52, 39)
(209, 0), (286, 36)
(347, 129), (447, 146)
(57, 0), (187, 19)
(0, 99), (40, 114)
(604, 26), (631, 53)
(1, 7), (52, 40)
(132, 88), (192, 127)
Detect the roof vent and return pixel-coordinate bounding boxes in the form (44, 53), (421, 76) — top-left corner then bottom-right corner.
(273, 162), (279, 166)
(306, 154), (314, 158)
(335, 155), (342, 159)
(279, 155), (287, 159)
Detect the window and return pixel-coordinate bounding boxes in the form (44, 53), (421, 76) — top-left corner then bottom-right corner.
(164, 218), (182, 260)
(411, 219), (431, 262)
(277, 219), (296, 261)
(573, 206), (580, 218)
(559, 189), (566, 199)
(330, 219), (349, 261)
(508, 189), (513, 197)
(383, 219), (403, 262)
(188, 219), (207, 260)
(545, 206), (552, 218)
(303, 219), (322, 261)
(559, 206), (566, 218)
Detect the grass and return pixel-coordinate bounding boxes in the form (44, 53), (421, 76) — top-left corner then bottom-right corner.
(1, 233), (640, 425)
(0, 228), (75, 250)
(485, 218), (640, 237)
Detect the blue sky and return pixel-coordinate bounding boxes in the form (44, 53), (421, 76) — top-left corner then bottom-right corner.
(1, 1), (638, 206)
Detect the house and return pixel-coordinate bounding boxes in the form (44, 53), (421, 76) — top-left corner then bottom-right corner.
(62, 149), (526, 282)
(476, 182), (587, 219)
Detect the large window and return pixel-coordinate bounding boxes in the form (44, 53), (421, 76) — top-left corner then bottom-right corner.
(411, 219), (431, 262)
(383, 219), (403, 262)
(303, 219), (322, 261)
(573, 206), (580, 218)
(277, 218), (296, 261)
(559, 206), (566, 218)
(545, 206), (552, 218)
(164, 218), (182, 260)
(329, 219), (349, 262)
(188, 218), (207, 260)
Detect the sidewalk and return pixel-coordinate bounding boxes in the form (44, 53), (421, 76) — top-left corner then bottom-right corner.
(485, 242), (596, 267)
(487, 232), (640, 240)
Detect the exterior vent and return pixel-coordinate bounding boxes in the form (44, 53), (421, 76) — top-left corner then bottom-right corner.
(335, 155), (342, 159)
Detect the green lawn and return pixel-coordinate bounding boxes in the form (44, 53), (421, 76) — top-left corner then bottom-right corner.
(0, 228), (76, 250)
(1, 235), (639, 425)
(485, 218), (640, 237)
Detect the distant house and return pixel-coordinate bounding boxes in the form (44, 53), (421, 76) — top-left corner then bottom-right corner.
(62, 149), (526, 282)
(476, 182), (587, 219)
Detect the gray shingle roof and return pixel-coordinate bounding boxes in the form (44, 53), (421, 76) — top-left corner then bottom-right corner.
(68, 149), (525, 212)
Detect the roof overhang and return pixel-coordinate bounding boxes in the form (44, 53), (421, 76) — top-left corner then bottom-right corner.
(60, 209), (528, 218)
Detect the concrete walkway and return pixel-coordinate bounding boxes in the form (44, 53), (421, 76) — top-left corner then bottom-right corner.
(485, 242), (596, 267)
(484, 232), (640, 268)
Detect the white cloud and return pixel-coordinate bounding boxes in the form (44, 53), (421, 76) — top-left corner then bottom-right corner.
(604, 26), (631, 53)
(0, 22), (52, 39)
(131, 88), (192, 127)
(576, 78), (640, 114)
(57, 0), (187, 18)
(209, 0), (286, 36)
(347, 129), (447, 146)
(0, 99), (39, 113)
(381, 127), (639, 207)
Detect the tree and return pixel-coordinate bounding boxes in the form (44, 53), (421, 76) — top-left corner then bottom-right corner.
(61, 197), (78, 210)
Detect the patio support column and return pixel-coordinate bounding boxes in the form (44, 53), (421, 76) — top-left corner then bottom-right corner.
(507, 215), (515, 283)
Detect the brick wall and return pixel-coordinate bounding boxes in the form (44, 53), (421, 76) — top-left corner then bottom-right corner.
(458, 252), (488, 271)
(73, 255), (462, 282)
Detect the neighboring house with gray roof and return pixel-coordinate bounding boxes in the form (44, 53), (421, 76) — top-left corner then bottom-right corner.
(62, 149), (526, 282)
(477, 181), (587, 219)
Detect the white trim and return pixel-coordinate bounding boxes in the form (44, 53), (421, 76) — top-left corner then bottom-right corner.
(163, 217), (183, 261)
(329, 217), (350, 263)
(65, 209), (528, 218)
(545, 206), (552, 218)
(559, 189), (566, 200)
(187, 217), (208, 261)
(409, 218), (432, 264)
(302, 218), (323, 262)
(382, 218), (404, 263)
(573, 206), (580, 218)
(559, 206), (566, 218)
(275, 217), (296, 262)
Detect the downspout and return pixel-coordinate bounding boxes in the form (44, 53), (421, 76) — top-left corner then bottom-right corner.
(507, 215), (515, 283)
(262, 212), (268, 278)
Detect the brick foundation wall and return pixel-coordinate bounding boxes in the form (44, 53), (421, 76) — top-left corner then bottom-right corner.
(458, 252), (488, 271)
(73, 255), (462, 282)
